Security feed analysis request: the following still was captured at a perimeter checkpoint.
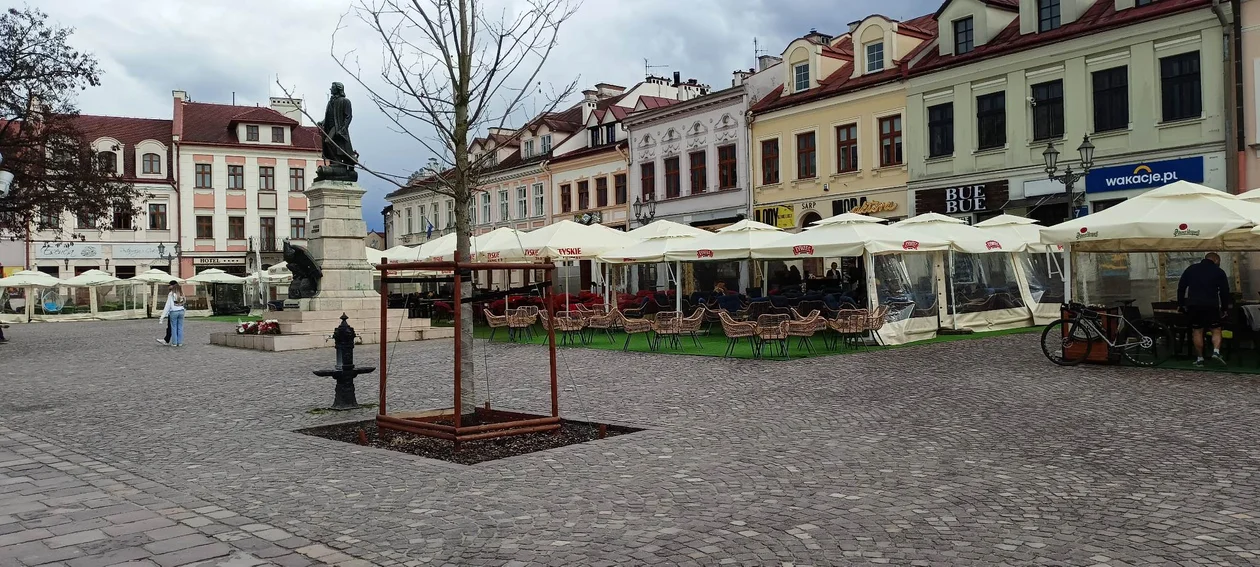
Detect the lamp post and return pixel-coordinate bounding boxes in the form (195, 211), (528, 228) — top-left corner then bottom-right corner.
(1042, 135), (1095, 222)
(156, 242), (180, 272)
(632, 195), (657, 226)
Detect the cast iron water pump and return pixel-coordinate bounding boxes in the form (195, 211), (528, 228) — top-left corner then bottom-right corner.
(313, 314), (376, 410)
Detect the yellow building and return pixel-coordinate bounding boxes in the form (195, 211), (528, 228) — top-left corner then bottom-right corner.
(749, 16), (937, 230)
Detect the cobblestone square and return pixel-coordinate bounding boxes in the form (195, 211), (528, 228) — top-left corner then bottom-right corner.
(1, 319), (1259, 566)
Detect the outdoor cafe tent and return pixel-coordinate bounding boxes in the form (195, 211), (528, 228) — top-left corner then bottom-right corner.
(1040, 181), (1260, 308)
(0, 270), (62, 322)
(479, 220), (640, 310)
(975, 215), (1065, 324)
(753, 213), (951, 345)
(627, 219), (710, 240)
(893, 213), (1032, 331)
(62, 270), (148, 321)
(188, 268), (247, 284)
(599, 231), (712, 312)
(663, 219), (786, 297)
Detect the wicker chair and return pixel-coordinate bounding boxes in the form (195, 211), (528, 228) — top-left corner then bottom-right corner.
(652, 311), (683, 350)
(826, 309), (868, 351)
(745, 301), (774, 321)
(622, 316), (654, 351)
(483, 309), (509, 341)
(624, 296), (665, 319)
(678, 306), (706, 347)
(538, 311), (585, 346)
(864, 305), (890, 347)
(506, 307), (535, 342)
(586, 307), (625, 344)
(786, 311), (824, 356)
(718, 311), (757, 358)
(755, 314), (790, 359)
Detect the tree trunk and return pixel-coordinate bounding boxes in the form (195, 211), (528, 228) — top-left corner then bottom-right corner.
(453, 0), (477, 416)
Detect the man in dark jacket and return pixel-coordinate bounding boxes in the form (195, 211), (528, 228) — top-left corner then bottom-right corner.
(1178, 252), (1231, 366)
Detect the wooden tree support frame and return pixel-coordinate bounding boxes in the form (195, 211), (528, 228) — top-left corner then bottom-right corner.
(374, 259), (560, 446)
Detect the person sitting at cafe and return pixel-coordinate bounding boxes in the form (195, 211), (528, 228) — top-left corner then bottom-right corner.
(825, 262), (840, 280)
(713, 281), (727, 294)
(1178, 252), (1231, 367)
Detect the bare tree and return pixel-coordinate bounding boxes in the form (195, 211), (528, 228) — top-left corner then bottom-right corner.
(334, 0), (580, 415)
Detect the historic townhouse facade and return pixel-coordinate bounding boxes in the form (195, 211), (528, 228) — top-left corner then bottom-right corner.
(905, 0), (1225, 225)
(750, 16), (937, 232)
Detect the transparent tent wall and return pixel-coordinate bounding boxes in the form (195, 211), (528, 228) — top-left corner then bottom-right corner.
(873, 253), (936, 322)
(1073, 251), (1254, 315)
(948, 253), (1025, 314)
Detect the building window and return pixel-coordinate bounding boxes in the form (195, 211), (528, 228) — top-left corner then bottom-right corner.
(614, 173), (627, 204)
(533, 183), (545, 216)
(976, 92), (1007, 150)
(418, 204), (427, 229)
(1160, 51), (1201, 122)
(96, 151), (116, 174)
(142, 153), (161, 174)
(228, 217), (245, 240)
(927, 103), (954, 158)
(246, 125), (259, 141)
(260, 217), (276, 250)
(835, 124), (858, 172)
(596, 177), (609, 207)
(76, 211), (96, 229)
(689, 151), (707, 194)
(259, 166), (275, 190)
(195, 164), (212, 188)
(197, 216), (215, 239)
(406, 207), (414, 234)
(541, 134), (552, 154)
(717, 144), (737, 189)
(866, 42), (884, 73)
(271, 126), (285, 143)
(1038, 0), (1061, 32)
(664, 157), (681, 198)
(228, 165), (244, 189)
(481, 192), (491, 223)
(148, 203), (167, 230)
(517, 186), (528, 218)
(761, 139), (779, 185)
(1092, 67), (1129, 133)
(446, 201), (454, 227)
(560, 183), (572, 212)
(793, 63), (810, 92)
(954, 17), (974, 54)
(289, 168), (305, 192)
(795, 132), (816, 179)
(577, 181), (590, 210)
(1031, 80), (1064, 141)
(114, 266), (135, 279)
(112, 206), (133, 230)
(523, 139), (535, 158)
(499, 189), (510, 220)
(38, 209), (59, 230)
(641, 163), (655, 200)
(290, 218), (306, 239)
(878, 116), (902, 166)
(468, 201), (476, 225)
(604, 124), (616, 145)
(589, 127), (602, 147)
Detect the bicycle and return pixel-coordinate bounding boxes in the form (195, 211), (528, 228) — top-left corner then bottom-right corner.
(1040, 300), (1173, 367)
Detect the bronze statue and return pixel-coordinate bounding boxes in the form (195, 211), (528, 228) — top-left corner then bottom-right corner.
(284, 241), (323, 299)
(316, 82), (358, 182)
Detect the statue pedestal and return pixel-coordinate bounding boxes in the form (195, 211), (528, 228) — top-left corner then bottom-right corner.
(210, 179), (453, 351)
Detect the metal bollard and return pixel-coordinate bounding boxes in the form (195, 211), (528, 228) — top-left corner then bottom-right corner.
(313, 313), (376, 410)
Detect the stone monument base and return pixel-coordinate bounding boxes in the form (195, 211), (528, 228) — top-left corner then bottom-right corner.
(209, 298), (454, 352)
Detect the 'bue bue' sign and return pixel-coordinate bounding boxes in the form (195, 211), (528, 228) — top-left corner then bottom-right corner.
(915, 181), (1009, 216)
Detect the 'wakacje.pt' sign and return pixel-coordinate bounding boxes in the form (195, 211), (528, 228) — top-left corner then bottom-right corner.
(1085, 156), (1204, 193)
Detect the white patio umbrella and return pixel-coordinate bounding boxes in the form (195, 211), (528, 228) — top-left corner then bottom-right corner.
(416, 232), (460, 261)
(472, 227), (528, 261)
(62, 269), (120, 287)
(664, 219), (786, 296)
(754, 216), (951, 259)
(188, 268), (246, 284)
(366, 246), (385, 262)
(974, 214), (1058, 251)
(482, 220), (638, 261)
(1041, 180), (1260, 251)
(132, 268), (184, 284)
(626, 220), (710, 240)
(894, 213), (1025, 253)
(0, 270), (62, 288)
(600, 232), (709, 312)
(381, 245), (423, 262)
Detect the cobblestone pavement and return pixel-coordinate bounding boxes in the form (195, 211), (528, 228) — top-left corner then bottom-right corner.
(1, 319), (1259, 566)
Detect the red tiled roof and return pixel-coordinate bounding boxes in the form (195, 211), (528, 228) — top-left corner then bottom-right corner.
(71, 114), (174, 182)
(547, 140), (626, 166)
(751, 15), (938, 115)
(912, 0), (1210, 75)
(637, 96), (677, 110)
(179, 101), (320, 151)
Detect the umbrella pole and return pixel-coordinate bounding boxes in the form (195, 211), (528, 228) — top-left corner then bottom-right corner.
(675, 261), (682, 313)
(948, 250), (959, 331)
(761, 261), (768, 296)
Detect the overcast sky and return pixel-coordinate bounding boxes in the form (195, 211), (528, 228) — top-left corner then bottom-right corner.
(37, 0), (937, 231)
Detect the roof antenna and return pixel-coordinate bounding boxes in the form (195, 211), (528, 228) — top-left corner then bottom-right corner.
(232, 92), (236, 105)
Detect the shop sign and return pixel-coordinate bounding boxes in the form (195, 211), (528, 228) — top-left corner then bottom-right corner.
(831, 196), (900, 216)
(35, 242), (102, 259)
(754, 205), (795, 229)
(112, 244), (163, 259)
(916, 181), (1009, 216)
(193, 257), (245, 265)
(1085, 156), (1204, 193)
(1024, 178), (1066, 198)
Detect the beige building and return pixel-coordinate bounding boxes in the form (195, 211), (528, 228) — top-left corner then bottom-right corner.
(749, 18), (937, 231)
(905, 0), (1226, 224)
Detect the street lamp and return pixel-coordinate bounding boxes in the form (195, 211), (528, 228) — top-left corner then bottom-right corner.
(156, 242), (180, 268)
(632, 195), (657, 226)
(1042, 135), (1095, 222)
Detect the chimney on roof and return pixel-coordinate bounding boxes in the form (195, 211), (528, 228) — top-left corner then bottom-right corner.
(172, 90), (187, 102)
(594, 83), (625, 99)
(804, 28), (831, 44)
(581, 90), (598, 123)
(582, 89), (598, 103)
(733, 69), (753, 87)
(672, 71), (681, 87)
(757, 55), (782, 72)
(269, 97), (303, 125)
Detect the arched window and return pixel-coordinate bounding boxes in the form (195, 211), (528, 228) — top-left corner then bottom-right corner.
(96, 151), (116, 174)
(800, 211), (823, 228)
(142, 153), (161, 174)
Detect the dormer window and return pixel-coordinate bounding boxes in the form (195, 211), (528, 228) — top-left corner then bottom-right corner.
(96, 151), (116, 174)
(1038, 0), (1061, 32)
(246, 125), (259, 141)
(793, 63), (810, 92)
(524, 139), (535, 157)
(866, 42), (885, 73)
(142, 153), (161, 174)
(954, 17), (974, 54)
(541, 134), (552, 153)
(271, 126), (284, 143)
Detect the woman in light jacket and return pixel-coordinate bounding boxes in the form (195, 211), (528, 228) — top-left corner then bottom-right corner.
(159, 281), (186, 347)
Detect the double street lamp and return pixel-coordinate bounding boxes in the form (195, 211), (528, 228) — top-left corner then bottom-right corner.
(632, 194), (657, 226)
(1042, 135), (1096, 222)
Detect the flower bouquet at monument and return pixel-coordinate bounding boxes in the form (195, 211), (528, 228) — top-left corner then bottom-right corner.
(236, 320), (282, 335)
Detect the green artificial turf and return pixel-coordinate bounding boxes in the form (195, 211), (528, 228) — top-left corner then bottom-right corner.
(1155, 352), (1260, 375)
(473, 323), (1041, 360)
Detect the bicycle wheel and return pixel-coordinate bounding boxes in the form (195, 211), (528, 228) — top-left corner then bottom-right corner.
(1121, 320), (1173, 367)
(1041, 319), (1092, 366)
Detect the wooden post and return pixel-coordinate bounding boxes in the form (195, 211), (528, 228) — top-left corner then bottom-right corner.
(453, 267), (463, 428)
(545, 262), (559, 418)
(379, 259), (389, 416)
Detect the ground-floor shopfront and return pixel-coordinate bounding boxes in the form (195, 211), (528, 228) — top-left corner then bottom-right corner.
(30, 241), (180, 280)
(754, 186), (909, 231)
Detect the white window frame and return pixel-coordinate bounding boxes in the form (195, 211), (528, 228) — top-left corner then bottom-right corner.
(516, 186), (528, 219)
(481, 192), (491, 224)
(793, 63), (810, 92)
(498, 190), (510, 221)
(405, 207), (414, 234)
(866, 42), (885, 73)
(523, 139), (535, 158)
(532, 183), (545, 217)
(541, 134), (552, 154)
